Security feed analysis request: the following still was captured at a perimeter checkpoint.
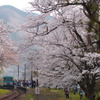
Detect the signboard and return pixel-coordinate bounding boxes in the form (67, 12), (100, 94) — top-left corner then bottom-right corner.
(35, 87), (40, 94)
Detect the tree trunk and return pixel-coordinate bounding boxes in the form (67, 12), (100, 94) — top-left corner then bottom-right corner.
(85, 92), (95, 100)
(79, 74), (96, 100)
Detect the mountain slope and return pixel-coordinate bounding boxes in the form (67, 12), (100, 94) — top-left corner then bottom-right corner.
(0, 5), (29, 23)
(0, 5), (37, 41)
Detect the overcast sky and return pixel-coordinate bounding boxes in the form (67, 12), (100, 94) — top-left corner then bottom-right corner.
(0, 0), (32, 10)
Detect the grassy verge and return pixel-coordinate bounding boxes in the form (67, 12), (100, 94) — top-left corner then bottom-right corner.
(25, 88), (82, 100)
(0, 89), (11, 96)
(50, 88), (87, 100)
(69, 92), (87, 100)
(25, 87), (100, 100)
(25, 88), (66, 100)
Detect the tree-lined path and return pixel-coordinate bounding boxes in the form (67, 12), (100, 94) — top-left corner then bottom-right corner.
(0, 0), (100, 100)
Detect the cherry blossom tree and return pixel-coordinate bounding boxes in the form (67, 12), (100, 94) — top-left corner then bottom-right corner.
(21, 0), (100, 100)
(0, 20), (17, 70)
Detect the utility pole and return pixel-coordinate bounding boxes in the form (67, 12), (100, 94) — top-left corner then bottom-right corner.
(18, 65), (19, 80)
(36, 68), (38, 87)
(24, 64), (26, 81)
(30, 61), (33, 88)
(31, 64), (32, 83)
(35, 68), (39, 100)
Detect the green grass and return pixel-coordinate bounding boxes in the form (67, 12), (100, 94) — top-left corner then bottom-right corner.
(25, 88), (66, 100)
(25, 88), (100, 100)
(50, 89), (87, 100)
(69, 92), (87, 100)
(0, 89), (11, 96)
(25, 94), (33, 100)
